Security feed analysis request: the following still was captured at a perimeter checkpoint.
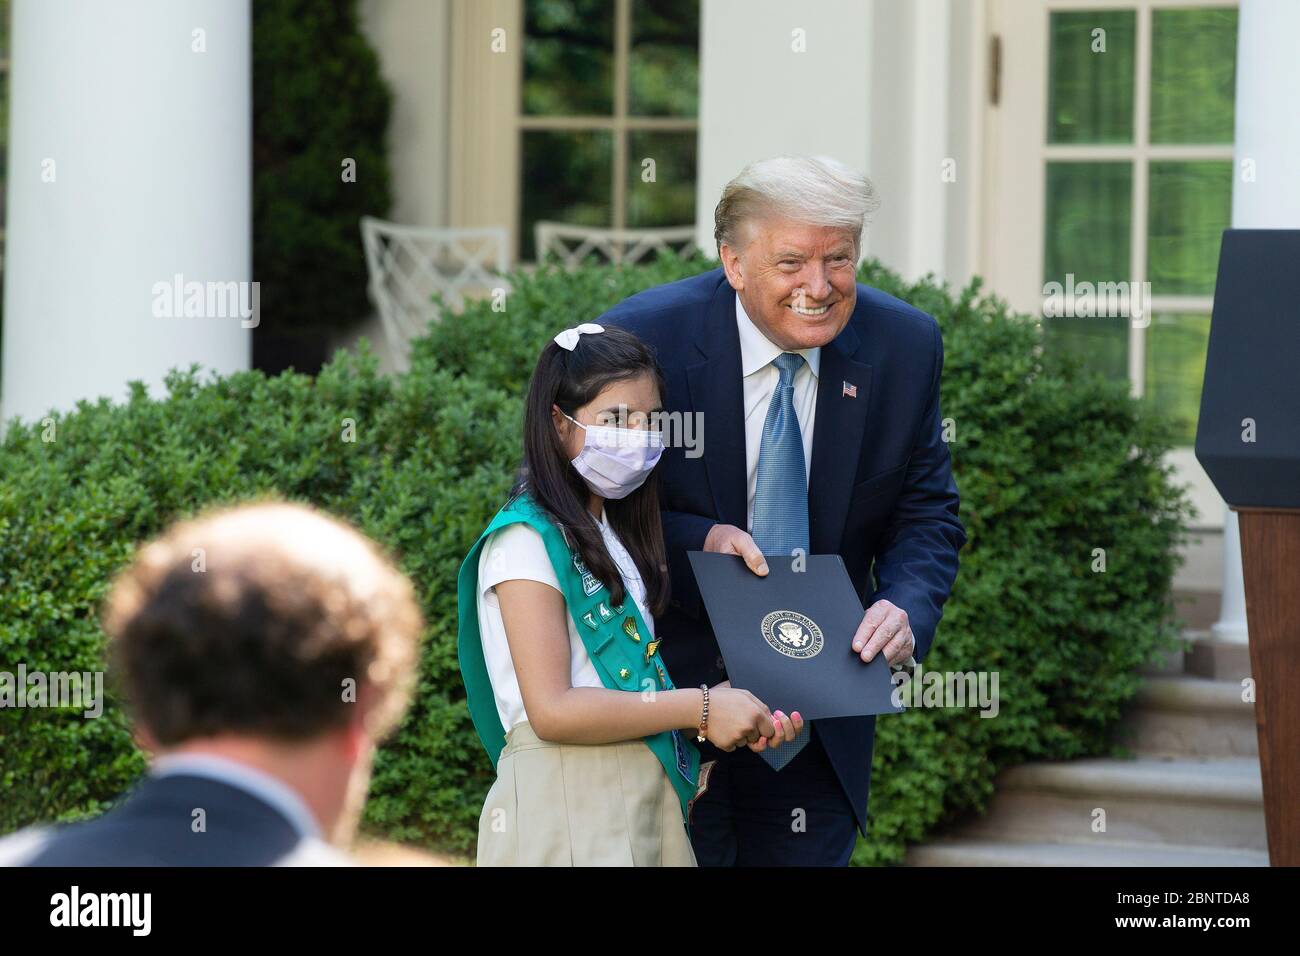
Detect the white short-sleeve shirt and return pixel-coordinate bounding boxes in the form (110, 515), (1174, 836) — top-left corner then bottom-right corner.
(476, 506), (654, 731)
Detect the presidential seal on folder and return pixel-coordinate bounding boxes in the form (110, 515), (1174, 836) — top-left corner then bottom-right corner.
(687, 551), (904, 721)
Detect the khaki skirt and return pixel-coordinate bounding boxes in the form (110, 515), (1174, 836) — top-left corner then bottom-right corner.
(476, 722), (697, 867)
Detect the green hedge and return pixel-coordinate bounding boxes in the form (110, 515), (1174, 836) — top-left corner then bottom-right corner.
(0, 256), (1190, 862)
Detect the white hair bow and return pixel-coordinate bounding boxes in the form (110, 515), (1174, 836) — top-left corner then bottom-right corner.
(553, 323), (605, 351)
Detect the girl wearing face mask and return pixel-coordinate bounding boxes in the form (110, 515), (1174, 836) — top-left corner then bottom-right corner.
(457, 323), (789, 866)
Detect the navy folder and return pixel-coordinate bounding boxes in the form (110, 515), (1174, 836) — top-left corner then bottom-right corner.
(687, 551), (904, 720)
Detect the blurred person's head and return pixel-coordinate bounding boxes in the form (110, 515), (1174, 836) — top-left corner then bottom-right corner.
(104, 501), (423, 847)
(715, 155), (880, 352)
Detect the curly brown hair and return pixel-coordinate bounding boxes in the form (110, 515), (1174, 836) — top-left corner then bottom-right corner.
(104, 501), (422, 746)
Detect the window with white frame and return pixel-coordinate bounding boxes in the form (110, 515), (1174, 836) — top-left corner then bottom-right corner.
(517, 0), (699, 260)
(1040, 1), (1238, 446)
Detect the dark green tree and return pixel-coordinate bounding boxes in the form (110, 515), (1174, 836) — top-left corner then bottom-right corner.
(252, 0), (392, 368)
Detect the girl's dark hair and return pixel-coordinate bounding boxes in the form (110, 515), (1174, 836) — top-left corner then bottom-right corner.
(512, 325), (669, 616)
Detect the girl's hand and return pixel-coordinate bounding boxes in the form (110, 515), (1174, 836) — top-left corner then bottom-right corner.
(747, 709), (804, 752)
(704, 685), (775, 751)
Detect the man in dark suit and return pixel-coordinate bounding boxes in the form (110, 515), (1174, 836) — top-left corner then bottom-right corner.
(0, 502), (423, 866)
(602, 155), (966, 866)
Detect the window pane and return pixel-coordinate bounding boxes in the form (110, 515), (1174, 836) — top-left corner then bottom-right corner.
(1044, 162), (1132, 286)
(626, 130), (696, 227)
(1148, 161), (1232, 296)
(1145, 312), (1212, 445)
(1043, 315), (1129, 381)
(1150, 7), (1238, 144)
(1047, 10), (1136, 144)
(629, 0), (700, 117)
(1043, 162), (1131, 382)
(521, 130), (613, 260)
(523, 0), (614, 116)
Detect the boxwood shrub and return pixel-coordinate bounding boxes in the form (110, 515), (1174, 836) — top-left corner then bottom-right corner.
(0, 255), (1190, 863)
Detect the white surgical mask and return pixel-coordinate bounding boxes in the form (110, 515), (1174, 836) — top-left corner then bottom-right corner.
(561, 410), (664, 499)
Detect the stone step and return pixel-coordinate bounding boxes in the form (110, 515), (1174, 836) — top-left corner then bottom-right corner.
(1136, 627), (1252, 682)
(908, 838), (1268, 867)
(1117, 676), (1258, 757)
(950, 757), (1266, 851)
(1184, 636), (1253, 682)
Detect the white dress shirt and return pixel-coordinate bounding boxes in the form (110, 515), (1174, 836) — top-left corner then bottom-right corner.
(736, 295), (821, 532)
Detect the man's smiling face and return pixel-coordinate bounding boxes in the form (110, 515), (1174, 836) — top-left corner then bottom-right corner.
(720, 217), (858, 351)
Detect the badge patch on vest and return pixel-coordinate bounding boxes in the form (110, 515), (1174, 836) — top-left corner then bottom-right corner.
(686, 759), (715, 827)
(760, 610), (825, 660)
(572, 553), (602, 596)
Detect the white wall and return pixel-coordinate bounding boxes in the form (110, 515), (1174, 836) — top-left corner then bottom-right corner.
(694, 0), (983, 286)
(868, 0), (946, 279)
(694, 0), (873, 255)
(867, 0), (984, 285)
(1, 0), (251, 424)
(342, 0), (453, 374)
(359, 0), (452, 228)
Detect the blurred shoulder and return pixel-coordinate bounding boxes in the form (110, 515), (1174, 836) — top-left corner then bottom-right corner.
(0, 826), (54, 866)
(0, 819), (167, 867)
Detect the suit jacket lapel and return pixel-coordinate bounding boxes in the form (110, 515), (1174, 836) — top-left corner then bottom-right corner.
(686, 277), (748, 529)
(808, 318), (873, 554)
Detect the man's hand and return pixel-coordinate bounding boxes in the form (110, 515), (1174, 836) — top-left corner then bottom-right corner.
(703, 523), (768, 576)
(851, 599), (915, 665)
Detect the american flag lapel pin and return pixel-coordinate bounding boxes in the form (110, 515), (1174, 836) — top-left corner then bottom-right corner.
(842, 380), (858, 399)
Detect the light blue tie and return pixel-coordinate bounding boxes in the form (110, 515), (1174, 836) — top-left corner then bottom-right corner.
(751, 351), (811, 770)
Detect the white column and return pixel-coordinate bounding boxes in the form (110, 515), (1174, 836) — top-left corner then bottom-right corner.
(695, 0), (872, 255)
(866, 0), (951, 279)
(1213, 0), (1300, 643)
(1, 0), (251, 425)
(1213, 512), (1248, 642)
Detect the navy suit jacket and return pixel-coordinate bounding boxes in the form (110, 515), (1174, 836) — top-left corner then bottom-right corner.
(601, 267), (966, 834)
(0, 774), (348, 866)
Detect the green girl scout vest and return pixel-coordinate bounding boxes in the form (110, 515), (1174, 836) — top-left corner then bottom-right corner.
(457, 492), (701, 824)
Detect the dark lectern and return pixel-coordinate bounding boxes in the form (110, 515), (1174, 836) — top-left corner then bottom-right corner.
(1195, 229), (1300, 866)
